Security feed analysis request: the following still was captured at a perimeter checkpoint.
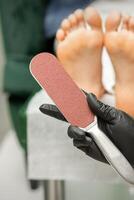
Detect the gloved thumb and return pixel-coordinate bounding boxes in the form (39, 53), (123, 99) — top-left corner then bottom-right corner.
(87, 93), (117, 122)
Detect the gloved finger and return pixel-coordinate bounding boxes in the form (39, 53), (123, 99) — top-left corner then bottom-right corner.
(77, 146), (87, 153)
(68, 126), (86, 139)
(86, 139), (108, 164)
(74, 137), (108, 164)
(81, 89), (88, 96)
(98, 118), (110, 136)
(87, 93), (117, 122)
(73, 136), (92, 147)
(39, 104), (68, 122)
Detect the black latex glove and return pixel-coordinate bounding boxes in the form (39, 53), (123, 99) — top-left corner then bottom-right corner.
(39, 93), (134, 166)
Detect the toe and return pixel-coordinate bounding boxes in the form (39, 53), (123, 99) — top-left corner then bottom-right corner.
(128, 17), (134, 32)
(61, 18), (71, 33)
(74, 9), (85, 27)
(105, 11), (121, 32)
(84, 7), (102, 30)
(68, 14), (78, 28)
(56, 29), (65, 41)
(122, 14), (130, 30)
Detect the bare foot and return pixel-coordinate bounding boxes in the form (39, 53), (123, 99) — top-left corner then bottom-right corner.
(105, 11), (134, 116)
(56, 7), (105, 98)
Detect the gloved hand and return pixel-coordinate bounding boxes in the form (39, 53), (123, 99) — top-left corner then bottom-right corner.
(39, 93), (134, 166)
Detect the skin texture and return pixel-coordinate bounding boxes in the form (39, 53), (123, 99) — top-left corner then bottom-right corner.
(56, 8), (134, 116)
(105, 11), (134, 117)
(56, 7), (105, 97)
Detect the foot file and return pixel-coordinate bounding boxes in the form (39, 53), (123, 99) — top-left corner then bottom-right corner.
(30, 52), (134, 184)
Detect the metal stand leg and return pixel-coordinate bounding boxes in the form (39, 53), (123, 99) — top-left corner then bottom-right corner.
(29, 180), (40, 190)
(44, 180), (65, 200)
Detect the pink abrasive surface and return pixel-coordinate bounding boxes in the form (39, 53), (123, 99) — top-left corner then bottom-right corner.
(30, 53), (94, 128)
